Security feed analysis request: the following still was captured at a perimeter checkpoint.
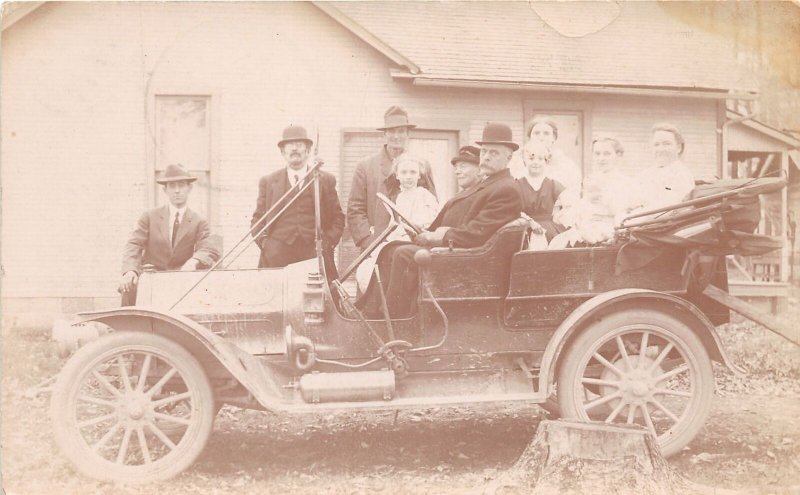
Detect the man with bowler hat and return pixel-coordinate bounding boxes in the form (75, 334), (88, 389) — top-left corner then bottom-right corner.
(251, 125), (344, 277)
(367, 122), (522, 318)
(119, 164), (221, 305)
(347, 105), (437, 251)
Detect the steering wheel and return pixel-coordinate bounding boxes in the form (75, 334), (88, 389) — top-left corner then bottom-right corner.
(376, 193), (423, 236)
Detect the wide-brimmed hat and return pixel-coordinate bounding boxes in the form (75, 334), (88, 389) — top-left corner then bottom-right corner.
(377, 105), (416, 131)
(277, 125), (314, 148)
(450, 145), (481, 166)
(476, 122), (518, 151)
(156, 164), (197, 184)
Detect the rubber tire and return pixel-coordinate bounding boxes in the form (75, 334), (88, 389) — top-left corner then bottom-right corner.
(51, 331), (215, 483)
(556, 309), (714, 458)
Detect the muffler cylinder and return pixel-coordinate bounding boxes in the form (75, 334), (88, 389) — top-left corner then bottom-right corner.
(299, 370), (395, 403)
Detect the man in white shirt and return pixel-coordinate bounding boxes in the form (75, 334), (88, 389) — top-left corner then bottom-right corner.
(119, 164), (220, 305)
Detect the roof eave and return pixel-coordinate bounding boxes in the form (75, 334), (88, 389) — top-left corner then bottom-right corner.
(391, 72), (757, 101)
(1, 1), (44, 31)
(726, 110), (800, 148)
(313, 1), (420, 75)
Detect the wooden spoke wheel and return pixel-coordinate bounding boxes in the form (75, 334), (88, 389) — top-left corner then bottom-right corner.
(557, 309), (714, 457)
(51, 332), (215, 483)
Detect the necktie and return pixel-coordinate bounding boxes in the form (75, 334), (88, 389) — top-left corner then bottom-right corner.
(294, 173), (301, 188)
(171, 212), (180, 247)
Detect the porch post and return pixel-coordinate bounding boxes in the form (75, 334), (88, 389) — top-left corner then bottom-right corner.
(782, 151), (789, 282)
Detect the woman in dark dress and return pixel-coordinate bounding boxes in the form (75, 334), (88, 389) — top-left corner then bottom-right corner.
(517, 141), (566, 241)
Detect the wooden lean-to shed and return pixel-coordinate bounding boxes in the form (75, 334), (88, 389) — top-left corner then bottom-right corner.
(724, 109), (800, 310)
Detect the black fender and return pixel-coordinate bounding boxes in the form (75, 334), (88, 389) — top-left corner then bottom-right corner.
(537, 288), (743, 397)
(66, 306), (286, 411)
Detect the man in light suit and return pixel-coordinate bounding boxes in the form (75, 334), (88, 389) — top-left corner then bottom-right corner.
(250, 125), (344, 278)
(347, 105), (436, 250)
(119, 164), (221, 305)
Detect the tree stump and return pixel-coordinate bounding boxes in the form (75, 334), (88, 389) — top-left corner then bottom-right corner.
(486, 420), (699, 495)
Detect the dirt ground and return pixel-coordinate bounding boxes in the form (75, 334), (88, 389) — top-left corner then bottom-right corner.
(3, 315), (800, 495)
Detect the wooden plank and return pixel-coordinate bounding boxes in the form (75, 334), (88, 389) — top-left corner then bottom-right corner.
(728, 280), (789, 297)
(702, 284), (799, 346)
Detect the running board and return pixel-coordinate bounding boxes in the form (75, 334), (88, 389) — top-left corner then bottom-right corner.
(266, 391), (549, 414)
(702, 284), (799, 346)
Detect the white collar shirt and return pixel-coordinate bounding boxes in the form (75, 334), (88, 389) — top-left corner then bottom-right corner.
(524, 173), (547, 192)
(286, 165), (309, 187)
(168, 204), (188, 241)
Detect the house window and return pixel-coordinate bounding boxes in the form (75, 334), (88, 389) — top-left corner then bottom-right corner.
(520, 103), (590, 184)
(154, 96), (211, 219)
(408, 130), (459, 202)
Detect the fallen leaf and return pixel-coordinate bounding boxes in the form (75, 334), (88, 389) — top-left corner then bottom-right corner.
(689, 452), (716, 464)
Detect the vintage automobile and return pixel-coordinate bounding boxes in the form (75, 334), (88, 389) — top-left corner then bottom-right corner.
(49, 164), (789, 482)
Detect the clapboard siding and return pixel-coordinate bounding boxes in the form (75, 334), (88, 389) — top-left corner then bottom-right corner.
(2, 2), (724, 308)
(591, 94), (720, 180)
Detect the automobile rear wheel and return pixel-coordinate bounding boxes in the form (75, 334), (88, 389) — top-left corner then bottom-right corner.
(557, 309), (714, 457)
(51, 331), (215, 483)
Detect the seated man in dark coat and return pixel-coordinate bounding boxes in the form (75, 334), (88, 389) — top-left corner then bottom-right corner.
(371, 122), (523, 318)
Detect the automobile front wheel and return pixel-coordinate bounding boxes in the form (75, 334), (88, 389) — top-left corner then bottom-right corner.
(556, 309), (714, 457)
(51, 331), (215, 482)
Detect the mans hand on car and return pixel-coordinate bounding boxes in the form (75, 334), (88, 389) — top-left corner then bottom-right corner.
(181, 258), (200, 271)
(415, 227), (451, 247)
(119, 271), (138, 293)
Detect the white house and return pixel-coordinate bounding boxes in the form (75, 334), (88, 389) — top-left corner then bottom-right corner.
(1, 1), (769, 326)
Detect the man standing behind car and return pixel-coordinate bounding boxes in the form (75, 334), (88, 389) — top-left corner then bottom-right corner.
(372, 122), (523, 318)
(347, 105), (436, 250)
(119, 164), (221, 305)
(250, 124), (344, 278)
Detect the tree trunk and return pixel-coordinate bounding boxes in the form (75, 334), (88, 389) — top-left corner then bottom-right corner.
(486, 420), (700, 495)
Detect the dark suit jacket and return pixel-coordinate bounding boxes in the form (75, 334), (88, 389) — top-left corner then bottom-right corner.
(429, 168), (522, 248)
(251, 167), (344, 251)
(121, 206), (220, 275)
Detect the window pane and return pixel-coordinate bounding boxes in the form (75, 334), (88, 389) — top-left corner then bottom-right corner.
(408, 136), (457, 202)
(155, 96), (210, 171)
(154, 96), (211, 219)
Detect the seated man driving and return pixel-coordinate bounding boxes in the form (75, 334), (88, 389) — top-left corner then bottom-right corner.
(369, 122), (523, 318)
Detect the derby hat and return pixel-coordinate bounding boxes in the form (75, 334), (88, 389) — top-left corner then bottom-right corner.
(450, 145), (481, 166)
(377, 105), (416, 131)
(476, 122), (518, 151)
(156, 164), (197, 184)
(277, 125), (314, 148)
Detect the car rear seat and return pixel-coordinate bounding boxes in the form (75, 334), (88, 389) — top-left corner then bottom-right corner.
(421, 217), (529, 301)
